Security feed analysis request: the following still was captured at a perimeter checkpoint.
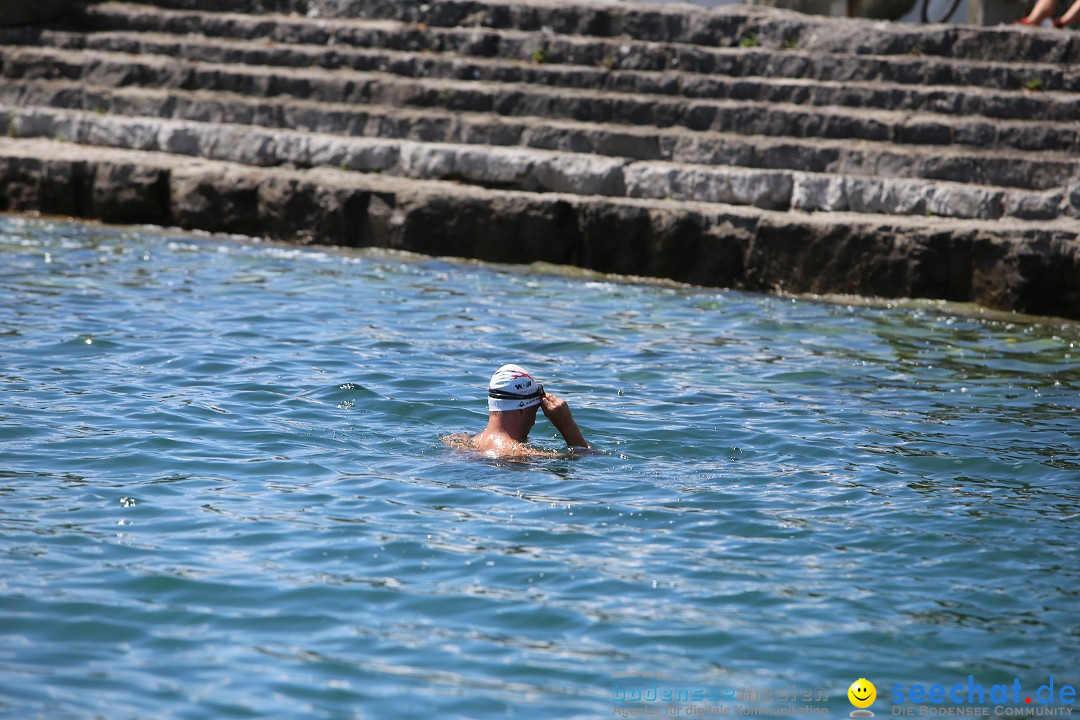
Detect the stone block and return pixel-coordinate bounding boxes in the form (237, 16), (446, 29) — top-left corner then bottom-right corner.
(925, 185), (1003, 220)
(455, 147), (533, 185)
(533, 154), (625, 196)
(399, 144), (456, 179)
(91, 161), (171, 225)
(1068, 182), (1080, 218)
(159, 124), (202, 156)
(791, 174), (848, 212)
(170, 166), (261, 235)
(84, 116), (158, 152)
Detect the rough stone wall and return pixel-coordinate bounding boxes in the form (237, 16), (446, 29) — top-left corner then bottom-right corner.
(0, 0), (1078, 317)
(3, 139), (1077, 317)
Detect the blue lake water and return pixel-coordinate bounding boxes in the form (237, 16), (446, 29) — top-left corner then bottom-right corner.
(0, 215), (1077, 719)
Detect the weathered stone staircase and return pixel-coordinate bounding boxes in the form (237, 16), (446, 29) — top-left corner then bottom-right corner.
(1, 0), (1078, 316)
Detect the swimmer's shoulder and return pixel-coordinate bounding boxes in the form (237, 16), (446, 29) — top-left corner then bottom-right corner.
(441, 433), (564, 459)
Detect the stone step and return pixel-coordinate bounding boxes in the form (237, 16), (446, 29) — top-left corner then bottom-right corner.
(129, 0), (1080, 64)
(5, 79), (1076, 193)
(5, 106), (1071, 220)
(3, 135), (1077, 318)
(29, 28), (1080, 124)
(77, 2), (1080, 93)
(3, 46), (1077, 154)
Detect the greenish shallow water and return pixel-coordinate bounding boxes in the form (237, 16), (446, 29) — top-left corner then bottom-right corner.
(0, 215), (1077, 720)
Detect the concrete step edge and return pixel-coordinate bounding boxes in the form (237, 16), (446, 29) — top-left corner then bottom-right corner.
(6, 104), (1073, 221)
(29, 29), (1080, 123)
(2, 135), (1078, 318)
(115, 0), (1080, 65)
(78, 2), (1080, 92)
(4, 79), (1077, 192)
(3, 46), (1077, 153)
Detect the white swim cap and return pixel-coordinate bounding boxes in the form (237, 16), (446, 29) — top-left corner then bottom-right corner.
(487, 364), (544, 412)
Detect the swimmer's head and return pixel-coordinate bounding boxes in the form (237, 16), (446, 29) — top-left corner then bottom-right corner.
(487, 364), (544, 413)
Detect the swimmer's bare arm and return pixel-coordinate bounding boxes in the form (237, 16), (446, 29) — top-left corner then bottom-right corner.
(443, 432), (561, 458)
(541, 393), (589, 449)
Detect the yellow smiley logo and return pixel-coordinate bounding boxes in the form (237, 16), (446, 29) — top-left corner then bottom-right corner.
(848, 678), (877, 709)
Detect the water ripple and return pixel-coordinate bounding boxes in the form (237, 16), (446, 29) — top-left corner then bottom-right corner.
(0, 216), (1077, 719)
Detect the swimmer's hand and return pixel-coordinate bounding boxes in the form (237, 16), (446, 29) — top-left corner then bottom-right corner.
(541, 392), (589, 449)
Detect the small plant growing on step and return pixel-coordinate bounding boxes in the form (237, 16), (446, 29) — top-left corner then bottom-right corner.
(738, 33), (760, 48)
(439, 87), (455, 105)
(782, 37), (798, 50)
(340, 162), (351, 172)
(1024, 78), (1044, 92)
(93, 105), (108, 115)
(599, 57), (615, 70)
(909, 44), (923, 55)
(531, 47), (549, 64)
(5, 111), (15, 137)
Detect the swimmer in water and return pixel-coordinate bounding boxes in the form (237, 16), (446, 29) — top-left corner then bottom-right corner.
(445, 364), (589, 458)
